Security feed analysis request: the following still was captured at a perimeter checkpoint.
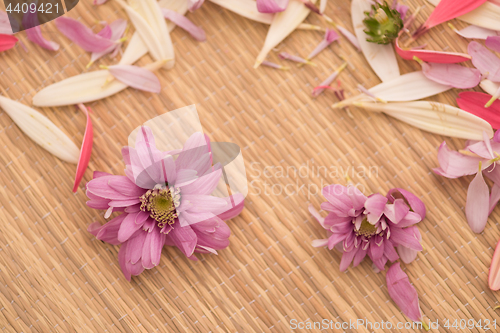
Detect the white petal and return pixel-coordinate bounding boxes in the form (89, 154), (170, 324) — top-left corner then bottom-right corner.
(0, 96), (79, 163)
(353, 101), (493, 140)
(255, 0), (314, 67)
(351, 0), (400, 82)
(426, 0), (500, 31)
(480, 79), (500, 97)
(209, 0), (274, 24)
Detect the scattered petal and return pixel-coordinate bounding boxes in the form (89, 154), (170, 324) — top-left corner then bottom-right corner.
(319, 0), (327, 13)
(386, 262), (426, 325)
(107, 62), (163, 93)
(0, 33), (17, 52)
(94, 0), (108, 4)
(466, 162), (490, 233)
(0, 95), (79, 163)
(449, 23), (498, 39)
(278, 52), (315, 65)
(73, 104), (94, 192)
(414, 57), (481, 89)
(312, 62), (347, 97)
(457, 92), (500, 129)
(55, 17), (115, 52)
(261, 60), (289, 70)
(307, 28), (339, 59)
(414, 0), (488, 39)
(486, 35), (500, 53)
(0, 11), (13, 34)
(162, 8), (206, 41)
(353, 100), (493, 140)
(352, 0), (400, 82)
(188, 0), (205, 11)
(396, 38), (471, 63)
(337, 25), (361, 51)
(468, 41), (500, 81)
(23, 10), (59, 51)
(209, 0), (274, 24)
(426, 0), (500, 31)
(90, 19), (127, 66)
(256, 0), (289, 13)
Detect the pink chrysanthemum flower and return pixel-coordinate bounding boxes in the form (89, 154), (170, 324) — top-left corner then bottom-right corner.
(86, 127), (244, 280)
(311, 185), (426, 271)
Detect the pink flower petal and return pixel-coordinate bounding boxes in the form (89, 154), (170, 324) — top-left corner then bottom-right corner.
(188, 0), (205, 12)
(55, 17), (115, 52)
(90, 19), (127, 65)
(261, 60), (289, 70)
(486, 35), (500, 53)
(489, 238), (500, 290)
(96, 25), (112, 39)
(395, 3), (409, 21)
(414, 0), (488, 39)
(415, 57), (481, 89)
(23, 11), (59, 51)
(107, 64), (161, 93)
(278, 52), (315, 65)
(94, 0), (108, 4)
(0, 11), (13, 34)
(466, 164), (490, 233)
(0, 33), (17, 52)
(386, 262), (425, 323)
(364, 193), (388, 224)
(457, 92), (500, 129)
(307, 28), (339, 59)
(452, 24), (498, 40)
(387, 188), (427, 220)
(256, 0), (289, 13)
(490, 183), (500, 215)
(468, 41), (500, 81)
(73, 104), (93, 192)
(396, 38), (471, 63)
(337, 26), (361, 51)
(162, 8), (206, 41)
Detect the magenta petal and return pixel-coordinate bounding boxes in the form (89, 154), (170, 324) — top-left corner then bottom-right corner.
(73, 104), (93, 192)
(387, 188), (426, 220)
(364, 193), (388, 224)
(418, 61), (481, 89)
(162, 9), (206, 41)
(216, 193), (245, 220)
(457, 92), (500, 129)
(390, 226), (423, 251)
(90, 19), (127, 64)
(307, 28), (339, 59)
(108, 65), (161, 93)
(433, 141), (487, 178)
(396, 39), (471, 63)
(117, 213), (148, 243)
(339, 248), (358, 271)
(55, 17), (115, 52)
(23, 11), (59, 51)
(0, 33), (17, 52)
(468, 41), (500, 81)
(386, 262), (424, 323)
(384, 199), (410, 224)
(256, 0), (289, 13)
(486, 36), (500, 53)
(168, 224), (198, 257)
(466, 167), (490, 233)
(118, 242), (131, 281)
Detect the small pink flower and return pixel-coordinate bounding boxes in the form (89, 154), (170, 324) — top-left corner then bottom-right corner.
(87, 127), (244, 280)
(311, 185), (425, 271)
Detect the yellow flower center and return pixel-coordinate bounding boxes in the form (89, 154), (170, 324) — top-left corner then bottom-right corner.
(140, 186), (181, 229)
(374, 8), (388, 24)
(355, 218), (378, 238)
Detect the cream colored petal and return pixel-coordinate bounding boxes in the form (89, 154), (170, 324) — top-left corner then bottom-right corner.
(353, 101), (493, 140)
(480, 79), (500, 97)
(255, 0), (315, 68)
(209, 0), (274, 24)
(426, 0), (500, 31)
(0, 96), (79, 163)
(351, 0), (400, 82)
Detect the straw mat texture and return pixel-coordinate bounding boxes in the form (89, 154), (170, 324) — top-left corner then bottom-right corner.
(0, 0), (499, 331)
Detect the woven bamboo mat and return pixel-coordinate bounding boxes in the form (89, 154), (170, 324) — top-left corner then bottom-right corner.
(0, 0), (499, 332)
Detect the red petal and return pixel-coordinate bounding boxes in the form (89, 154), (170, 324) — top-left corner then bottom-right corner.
(395, 39), (470, 63)
(457, 92), (500, 129)
(0, 34), (18, 52)
(416, 0), (488, 38)
(489, 238), (500, 290)
(73, 104), (94, 192)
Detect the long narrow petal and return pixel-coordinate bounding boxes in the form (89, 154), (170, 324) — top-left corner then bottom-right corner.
(386, 262), (425, 324)
(319, 0), (327, 13)
(0, 96), (79, 163)
(353, 101), (493, 140)
(73, 104), (94, 192)
(415, 58), (481, 89)
(116, 0), (175, 69)
(396, 38), (471, 63)
(209, 0), (274, 24)
(450, 23), (498, 40)
(0, 34), (17, 52)
(489, 239), (500, 290)
(162, 8), (206, 41)
(337, 25), (361, 51)
(188, 0), (205, 11)
(307, 28), (339, 59)
(257, 0), (289, 13)
(90, 19), (127, 65)
(457, 92), (500, 129)
(490, 183), (500, 215)
(108, 64), (161, 93)
(278, 52), (315, 65)
(255, 0), (314, 67)
(23, 11), (59, 51)
(312, 62), (346, 97)
(334, 71), (451, 108)
(466, 164), (490, 233)
(468, 41), (500, 81)
(426, 0), (500, 31)
(351, 0), (399, 82)
(55, 17), (115, 52)
(415, 0), (488, 38)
